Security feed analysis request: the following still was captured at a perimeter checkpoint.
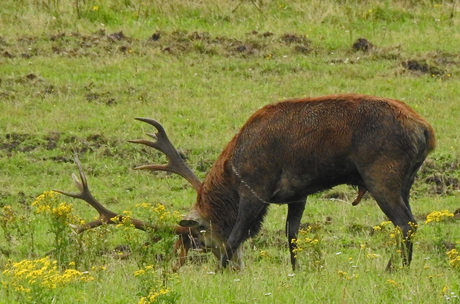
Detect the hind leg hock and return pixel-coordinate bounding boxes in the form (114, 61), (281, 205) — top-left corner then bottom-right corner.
(361, 165), (417, 266)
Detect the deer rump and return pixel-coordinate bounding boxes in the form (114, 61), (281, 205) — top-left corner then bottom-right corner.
(179, 94), (435, 270)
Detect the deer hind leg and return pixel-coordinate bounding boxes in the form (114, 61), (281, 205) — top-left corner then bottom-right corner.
(286, 200), (307, 271)
(401, 159), (425, 211)
(361, 166), (417, 269)
(221, 193), (268, 269)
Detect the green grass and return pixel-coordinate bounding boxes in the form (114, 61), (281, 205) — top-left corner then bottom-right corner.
(1, 0), (460, 303)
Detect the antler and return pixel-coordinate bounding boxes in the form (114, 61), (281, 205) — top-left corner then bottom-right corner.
(129, 118), (204, 270)
(129, 118), (202, 191)
(54, 153), (159, 233)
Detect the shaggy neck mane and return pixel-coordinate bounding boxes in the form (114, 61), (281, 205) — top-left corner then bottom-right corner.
(196, 137), (240, 239)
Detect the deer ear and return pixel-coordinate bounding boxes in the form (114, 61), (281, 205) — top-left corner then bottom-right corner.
(179, 209), (203, 228)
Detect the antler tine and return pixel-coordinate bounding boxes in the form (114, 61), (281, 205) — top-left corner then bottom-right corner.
(54, 153), (115, 215)
(53, 154), (90, 198)
(129, 117), (202, 192)
(54, 153), (158, 233)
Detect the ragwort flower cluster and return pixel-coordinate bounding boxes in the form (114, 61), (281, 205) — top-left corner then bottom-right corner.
(292, 226), (323, 270)
(2, 256), (94, 295)
(32, 191), (82, 225)
(134, 264), (179, 304)
(425, 210), (454, 224)
(447, 248), (460, 270)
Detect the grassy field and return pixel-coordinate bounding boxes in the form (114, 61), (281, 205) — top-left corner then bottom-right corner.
(1, 0), (460, 303)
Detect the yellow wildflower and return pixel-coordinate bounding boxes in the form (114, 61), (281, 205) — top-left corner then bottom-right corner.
(337, 270), (358, 280)
(372, 225), (382, 231)
(447, 249), (460, 269)
(152, 203), (165, 213)
(1, 205), (15, 223)
(387, 279), (398, 287)
(3, 256), (93, 291)
(52, 202), (73, 217)
(337, 270), (347, 278)
(134, 269), (146, 276)
(91, 265), (106, 271)
(367, 253), (380, 259)
(138, 288), (171, 304)
(136, 202), (151, 209)
(123, 210), (133, 217)
(259, 250), (270, 257)
(425, 210), (454, 224)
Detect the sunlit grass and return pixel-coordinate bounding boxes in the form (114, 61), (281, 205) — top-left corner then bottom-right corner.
(3, 191), (459, 302)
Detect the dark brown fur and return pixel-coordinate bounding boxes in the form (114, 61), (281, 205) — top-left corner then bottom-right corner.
(178, 94), (436, 270)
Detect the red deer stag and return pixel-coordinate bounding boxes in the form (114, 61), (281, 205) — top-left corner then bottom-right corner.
(56, 94), (435, 271)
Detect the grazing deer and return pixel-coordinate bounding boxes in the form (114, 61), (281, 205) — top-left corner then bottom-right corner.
(56, 94), (435, 271)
